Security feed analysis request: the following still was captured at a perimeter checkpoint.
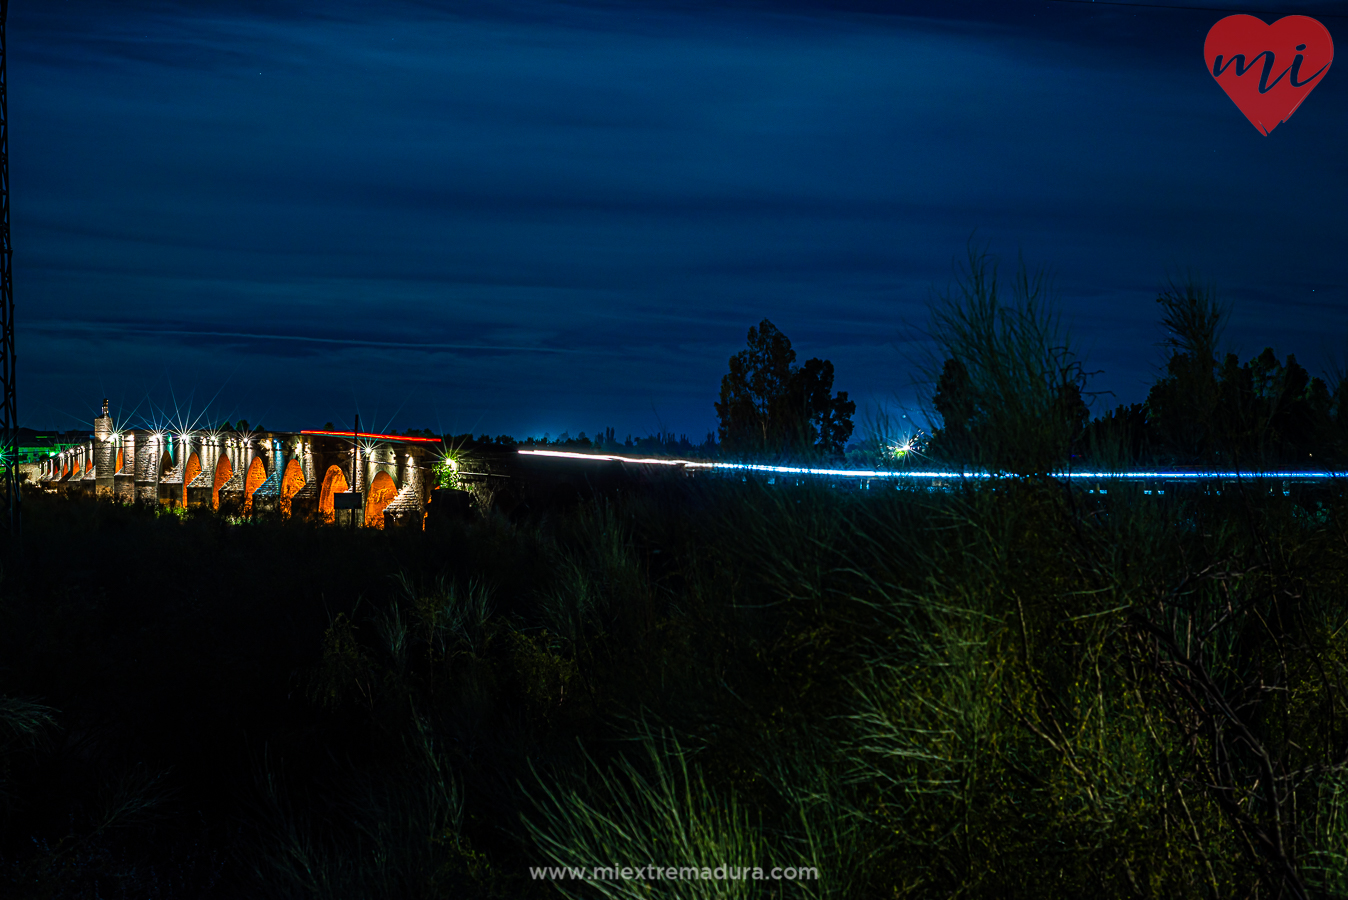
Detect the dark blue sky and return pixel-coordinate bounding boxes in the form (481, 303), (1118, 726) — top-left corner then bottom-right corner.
(12, 0), (1348, 439)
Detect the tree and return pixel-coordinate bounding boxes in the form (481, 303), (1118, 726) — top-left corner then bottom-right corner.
(715, 319), (795, 455)
(715, 319), (855, 458)
(1080, 402), (1150, 467)
(1144, 281), (1333, 465)
(1208, 348), (1330, 464)
(925, 247), (1090, 474)
(1143, 280), (1226, 460)
(930, 357), (975, 451)
(783, 356), (856, 457)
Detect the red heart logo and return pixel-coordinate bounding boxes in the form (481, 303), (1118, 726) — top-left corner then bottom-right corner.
(1204, 15), (1333, 135)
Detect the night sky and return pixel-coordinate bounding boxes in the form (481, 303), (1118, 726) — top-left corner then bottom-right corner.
(11, 0), (1348, 441)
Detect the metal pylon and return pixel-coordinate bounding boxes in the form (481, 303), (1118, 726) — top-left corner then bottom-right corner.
(0, 0), (18, 537)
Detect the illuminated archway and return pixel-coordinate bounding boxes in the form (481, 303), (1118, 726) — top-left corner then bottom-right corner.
(212, 454), (233, 509)
(85, 457), (92, 474)
(116, 448), (124, 472)
(319, 465), (350, 523)
(183, 452), (201, 506)
(280, 459), (306, 517)
(243, 456), (267, 514)
(365, 471), (397, 530)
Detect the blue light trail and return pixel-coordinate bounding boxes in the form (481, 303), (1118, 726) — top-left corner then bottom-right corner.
(517, 450), (1341, 481)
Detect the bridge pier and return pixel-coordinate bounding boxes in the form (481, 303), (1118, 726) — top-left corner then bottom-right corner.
(115, 432), (135, 502)
(186, 436), (220, 508)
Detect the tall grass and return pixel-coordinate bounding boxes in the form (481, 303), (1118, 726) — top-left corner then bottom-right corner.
(836, 484), (1236, 896)
(524, 731), (769, 900)
(4, 475), (1348, 897)
(524, 726), (865, 900)
(251, 718), (478, 900)
(924, 245), (1091, 474)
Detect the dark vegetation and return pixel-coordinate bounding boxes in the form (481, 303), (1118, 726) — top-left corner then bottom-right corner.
(714, 319), (855, 460)
(5, 470), (1348, 899)
(6, 250), (1348, 898)
(405, 253), (1347, 475)
(927, 251), (1348, 472)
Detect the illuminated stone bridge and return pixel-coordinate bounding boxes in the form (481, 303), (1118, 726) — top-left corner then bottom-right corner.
(36, 402), (441, 528)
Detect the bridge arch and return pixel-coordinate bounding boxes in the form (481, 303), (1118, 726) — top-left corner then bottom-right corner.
(116, 447), (124, 473)
(243, 458), (266, 511)
(319, 464), (350, 523)
(183, 452), (202, 506)
(369, 461), (400, 488)
(365, 471), (397, 530)
(280, 458), (306, 517)
(243, 456), (267, 513)
(212, 453), (233, 509)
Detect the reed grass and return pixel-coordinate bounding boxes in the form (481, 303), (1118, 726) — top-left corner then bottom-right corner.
(3, 473), (1348, 897)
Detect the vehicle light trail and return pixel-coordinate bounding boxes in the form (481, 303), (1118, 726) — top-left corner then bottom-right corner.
(301, 430), (442, 443)
(517, 450), (1341, 481)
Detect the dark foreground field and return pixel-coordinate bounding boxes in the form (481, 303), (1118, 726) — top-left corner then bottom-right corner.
(3, 477), (1348, 899)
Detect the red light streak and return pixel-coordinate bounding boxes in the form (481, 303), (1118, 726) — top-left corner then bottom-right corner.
(300, 430), (442, 443)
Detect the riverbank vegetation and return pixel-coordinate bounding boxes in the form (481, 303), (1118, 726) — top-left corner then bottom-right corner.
(4, 467), (1348, 898)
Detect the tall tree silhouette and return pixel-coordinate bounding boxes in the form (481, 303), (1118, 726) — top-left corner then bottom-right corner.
(716, 319), (854, 458)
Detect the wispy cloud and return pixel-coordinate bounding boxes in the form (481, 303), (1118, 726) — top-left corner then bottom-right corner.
(27, 321), (580, 355)
(11, 0), (1346, 434)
